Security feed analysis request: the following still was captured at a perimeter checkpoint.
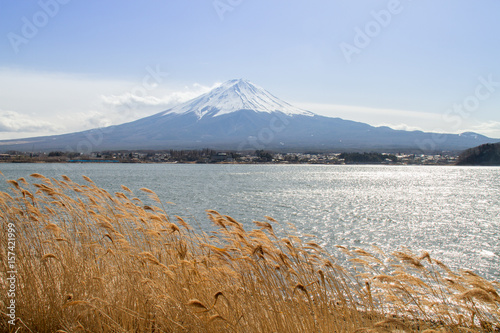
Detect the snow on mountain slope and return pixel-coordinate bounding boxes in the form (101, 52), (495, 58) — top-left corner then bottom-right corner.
(161, 79), (315, 119)
(1, 78), (499, 153)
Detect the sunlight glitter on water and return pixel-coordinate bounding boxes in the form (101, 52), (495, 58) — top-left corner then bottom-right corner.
(0, 163), (498, 279)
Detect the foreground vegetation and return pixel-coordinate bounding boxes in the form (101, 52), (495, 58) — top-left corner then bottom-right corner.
(0, 173), (499, 332)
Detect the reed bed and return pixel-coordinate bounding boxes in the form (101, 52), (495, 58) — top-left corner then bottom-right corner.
(0, 173), (498, 332)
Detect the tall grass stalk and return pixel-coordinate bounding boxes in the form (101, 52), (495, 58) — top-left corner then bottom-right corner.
(0, 175), (498, 332)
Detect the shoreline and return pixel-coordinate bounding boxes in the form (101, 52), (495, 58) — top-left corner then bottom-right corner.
(0, 159), (462, 166)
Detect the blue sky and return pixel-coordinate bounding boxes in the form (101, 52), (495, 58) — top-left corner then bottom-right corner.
(1, 0), (499, 140)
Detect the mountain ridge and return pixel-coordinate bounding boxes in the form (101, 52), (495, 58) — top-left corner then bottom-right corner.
(0, 79), (499, 153)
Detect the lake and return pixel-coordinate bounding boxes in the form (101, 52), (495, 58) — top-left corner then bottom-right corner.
(1, 163), (499, 280)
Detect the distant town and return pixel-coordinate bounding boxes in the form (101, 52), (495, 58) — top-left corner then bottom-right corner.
(0, 149), (461, 165)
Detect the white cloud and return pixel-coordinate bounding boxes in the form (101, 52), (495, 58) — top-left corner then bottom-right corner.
(293, 102), (500, 138)
(468, 120), (500, 139)
(294, 102), (444, 133)
(100, 82), (219, 112)
(375, 123), (426, 132)
(63, 111), (115, 129)
(90, 82), (221, 127)
(0, 110), (60, 133)
(294, 102), (440, 120)
(0, 68), (221, 140)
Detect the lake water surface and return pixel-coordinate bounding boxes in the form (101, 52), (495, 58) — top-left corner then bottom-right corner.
(1, 163), (499, 280)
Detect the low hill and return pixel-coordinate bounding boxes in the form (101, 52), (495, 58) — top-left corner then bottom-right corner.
(456, 142), (500, 165)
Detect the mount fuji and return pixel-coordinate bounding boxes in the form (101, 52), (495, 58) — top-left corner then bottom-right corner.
(160, 78), (314, 119)
(1, 79), (498, 152)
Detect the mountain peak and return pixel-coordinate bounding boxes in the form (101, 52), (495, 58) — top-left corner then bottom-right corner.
(222, 78), (251, 85)
(162, 79), (315, 119)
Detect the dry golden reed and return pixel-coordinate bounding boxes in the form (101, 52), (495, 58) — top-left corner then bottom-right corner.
(0, 174), (499, 332)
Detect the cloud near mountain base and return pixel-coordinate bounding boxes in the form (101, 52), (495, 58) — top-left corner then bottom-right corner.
(100, 82), (220, 113)
(0, 110), (60, 133)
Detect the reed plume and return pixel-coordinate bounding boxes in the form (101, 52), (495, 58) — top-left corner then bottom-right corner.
(0, 175), (498, 332)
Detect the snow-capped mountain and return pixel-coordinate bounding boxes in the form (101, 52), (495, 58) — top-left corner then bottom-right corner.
(162, 79), (314, 119)
(0, 79), (498, 152)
